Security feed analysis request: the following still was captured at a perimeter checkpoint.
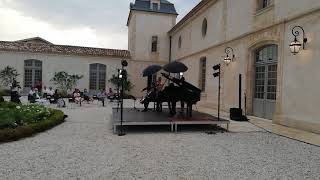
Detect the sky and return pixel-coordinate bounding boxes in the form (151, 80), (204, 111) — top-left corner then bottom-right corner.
(0, 0), (199, 49)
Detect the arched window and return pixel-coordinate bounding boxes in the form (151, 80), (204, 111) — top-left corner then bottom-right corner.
(202, 18), (208, 37)
(24, 59), (42, 88)
(178, 36), (182, 49)
(89, 63), (107, 91)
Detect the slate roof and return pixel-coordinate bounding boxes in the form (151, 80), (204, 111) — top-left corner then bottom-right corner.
(0, 38), (131, 59)
(130, 0), (178, 14)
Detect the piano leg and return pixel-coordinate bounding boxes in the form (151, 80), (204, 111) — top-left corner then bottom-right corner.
(187, 104), (192, 117)
(168, 101), (177, 116)
(181, 101), (185, 114)
(172, 101), (177, 115)
(142, 100), (149, 112)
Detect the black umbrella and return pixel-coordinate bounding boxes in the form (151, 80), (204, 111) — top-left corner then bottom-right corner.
(163, 61), (188, 73)
(142, 65), (162, 77)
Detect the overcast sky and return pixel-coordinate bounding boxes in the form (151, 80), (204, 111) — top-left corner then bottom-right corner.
(0, 0), (199, 49)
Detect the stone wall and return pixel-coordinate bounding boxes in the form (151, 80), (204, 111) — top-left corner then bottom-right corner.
(0, 51), (123, 93)
(169, 0), (320, 133)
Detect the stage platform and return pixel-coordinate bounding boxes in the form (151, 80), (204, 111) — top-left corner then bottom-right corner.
(112, 108), (230, 133)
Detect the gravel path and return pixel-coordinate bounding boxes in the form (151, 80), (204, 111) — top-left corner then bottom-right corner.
(0, 102), (319, 180)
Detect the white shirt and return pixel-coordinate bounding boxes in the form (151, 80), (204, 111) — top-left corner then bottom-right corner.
(29, 90), (35, 95)
(48, 89), (55, 96)
(43, 88), (49, 94)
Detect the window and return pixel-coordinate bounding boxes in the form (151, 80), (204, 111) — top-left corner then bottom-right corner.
(152, 3), (158, 10)
(254, 45), (278, 100)
(89, 63), (106, 91)
(255, 44), (278, 63)
(24, 59), (42, 88)
(202, 18), (208, 37)
(199, 57), (207, 92)
(178, 36), (182, 49)
(258, 0), (270, 10)
(151, 36), (158, 52)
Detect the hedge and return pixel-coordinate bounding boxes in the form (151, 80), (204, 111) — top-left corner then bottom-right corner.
(0, 109), (65, 143)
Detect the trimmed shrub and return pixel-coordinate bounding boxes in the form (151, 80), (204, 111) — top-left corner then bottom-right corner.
(0, 95), (4, 103)
(0, 105), (65, 143)
(0, 89), (11, 96)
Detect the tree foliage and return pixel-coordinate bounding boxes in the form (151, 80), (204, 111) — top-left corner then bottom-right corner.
(0, 66), (19, 88)
(50, 71), (83, 93)
(109, 74), (133, 93)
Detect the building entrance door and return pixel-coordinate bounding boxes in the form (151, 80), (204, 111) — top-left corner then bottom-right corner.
(253, 45), (278, 120)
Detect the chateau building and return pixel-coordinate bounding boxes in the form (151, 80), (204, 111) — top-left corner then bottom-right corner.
(0, 0), (320, 134)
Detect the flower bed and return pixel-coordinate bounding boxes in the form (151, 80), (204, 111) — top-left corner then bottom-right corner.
(0, 102), (65, 143)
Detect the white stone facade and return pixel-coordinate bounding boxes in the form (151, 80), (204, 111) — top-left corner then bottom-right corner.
(0, 0), (319, 133)
(167, 0), (320, 133)
(0, 51), (124, 92)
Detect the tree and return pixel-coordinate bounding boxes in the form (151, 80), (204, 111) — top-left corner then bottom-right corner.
(109, 74), (134, 93)
(50, 71), (83, 94)
(0, 66), (19, 88)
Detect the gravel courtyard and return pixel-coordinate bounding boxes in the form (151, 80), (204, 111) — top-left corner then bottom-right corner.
(0, 102), (319, 180)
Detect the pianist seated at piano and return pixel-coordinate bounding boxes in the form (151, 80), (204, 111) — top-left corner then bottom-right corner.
(141, 78), (163, 112)
(139, 72), (201, 117)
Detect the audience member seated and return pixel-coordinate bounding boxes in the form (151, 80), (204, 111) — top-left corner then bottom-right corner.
(46, 87), (56, 103)
(83, 89), (93, 103)
(42, 86), (48, 98)
(54, 89), (65, 108)
(73, 89), (82, 104)
(28, 88), (48, 104)
(28, 87), (36, 103)
(48, 87), (55, 96)
(107, 88), (116, 102)
(97, 89), (107, 107)
(10, 86), (21, 104)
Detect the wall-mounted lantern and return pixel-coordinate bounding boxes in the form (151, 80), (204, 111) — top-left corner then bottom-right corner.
(224, 47), (235, 65)
(289, 26), (308, 55)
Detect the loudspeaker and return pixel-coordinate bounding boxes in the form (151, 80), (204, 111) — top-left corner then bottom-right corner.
(230, 108), (248, 121)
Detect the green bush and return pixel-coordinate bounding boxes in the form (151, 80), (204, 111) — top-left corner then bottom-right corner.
(0, 102), (65, 143)
(0, 110), (64, 143)
(0, 95), (4, 103)
(0, 89), (11, 96)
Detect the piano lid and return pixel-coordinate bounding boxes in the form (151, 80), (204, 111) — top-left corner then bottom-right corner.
(161, 73), (201, 94)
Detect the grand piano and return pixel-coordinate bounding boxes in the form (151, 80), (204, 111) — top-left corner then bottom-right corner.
(158, 73), (202, 117)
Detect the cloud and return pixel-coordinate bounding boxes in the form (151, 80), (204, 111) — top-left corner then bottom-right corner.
(0, 0), (199, 49)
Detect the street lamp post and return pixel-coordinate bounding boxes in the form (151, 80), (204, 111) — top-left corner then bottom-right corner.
(118, 60), (128, 136)
(213, 64), (221, 121)
(116, 69), (121, 112)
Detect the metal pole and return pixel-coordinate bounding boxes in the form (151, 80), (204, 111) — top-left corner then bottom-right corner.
(119, 67), (125, 136)
(244, 93), (247, 116)
(117, 69), (120, 112)
(239, 74), (242, 109)
(218, 69), (221, 121)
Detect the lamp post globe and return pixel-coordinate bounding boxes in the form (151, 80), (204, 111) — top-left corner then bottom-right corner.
(289, 38), (302, 55)
(224, 55), (232, 65)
